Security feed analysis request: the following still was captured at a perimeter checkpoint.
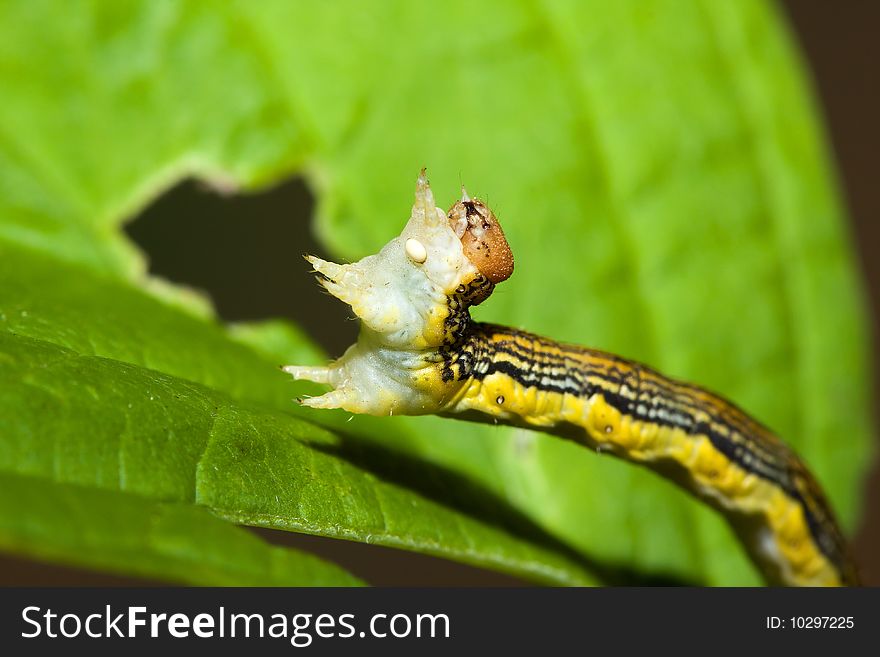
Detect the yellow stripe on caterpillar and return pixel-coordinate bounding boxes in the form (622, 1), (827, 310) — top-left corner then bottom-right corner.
(284, 170), (858, 587)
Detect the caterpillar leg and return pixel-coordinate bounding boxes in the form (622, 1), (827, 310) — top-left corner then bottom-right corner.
(297, 388), (353, 410)
(282, 364), (336, 385)
(282, 364), (366, 412)
(306, 255), (365, 308)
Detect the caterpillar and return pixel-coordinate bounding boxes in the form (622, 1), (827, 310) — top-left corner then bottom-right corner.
(284, 170), (858, 586)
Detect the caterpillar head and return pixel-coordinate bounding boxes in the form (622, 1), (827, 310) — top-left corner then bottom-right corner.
(305, 170), (513, 350)
(446, 191), (514, 287)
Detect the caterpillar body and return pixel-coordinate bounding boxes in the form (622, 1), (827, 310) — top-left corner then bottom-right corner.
(284, 170), (858, 587)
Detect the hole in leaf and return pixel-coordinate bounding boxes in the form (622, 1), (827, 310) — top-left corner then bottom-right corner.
(125, 178), (356, 356)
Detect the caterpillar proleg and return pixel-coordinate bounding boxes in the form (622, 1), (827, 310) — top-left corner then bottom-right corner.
(284, 170), (858, 587)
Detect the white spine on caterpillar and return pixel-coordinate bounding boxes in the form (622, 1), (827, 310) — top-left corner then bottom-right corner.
(283, 170), (479, 416)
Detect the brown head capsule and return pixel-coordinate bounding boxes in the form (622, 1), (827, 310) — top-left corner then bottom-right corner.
(446, 189), (514, 284)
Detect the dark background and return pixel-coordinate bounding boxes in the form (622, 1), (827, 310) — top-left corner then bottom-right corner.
(3, 1), (877, 586)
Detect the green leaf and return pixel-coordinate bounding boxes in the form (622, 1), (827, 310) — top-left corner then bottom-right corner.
(0, 0), (872, 585)
(0, 246), (600, 585)
(0, 471), (364, 586)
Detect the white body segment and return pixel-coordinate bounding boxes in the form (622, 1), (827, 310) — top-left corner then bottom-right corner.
(284, 171), (478, 415)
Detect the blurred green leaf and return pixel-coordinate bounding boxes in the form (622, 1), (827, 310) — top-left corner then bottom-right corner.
(0, 0), (872, 584)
